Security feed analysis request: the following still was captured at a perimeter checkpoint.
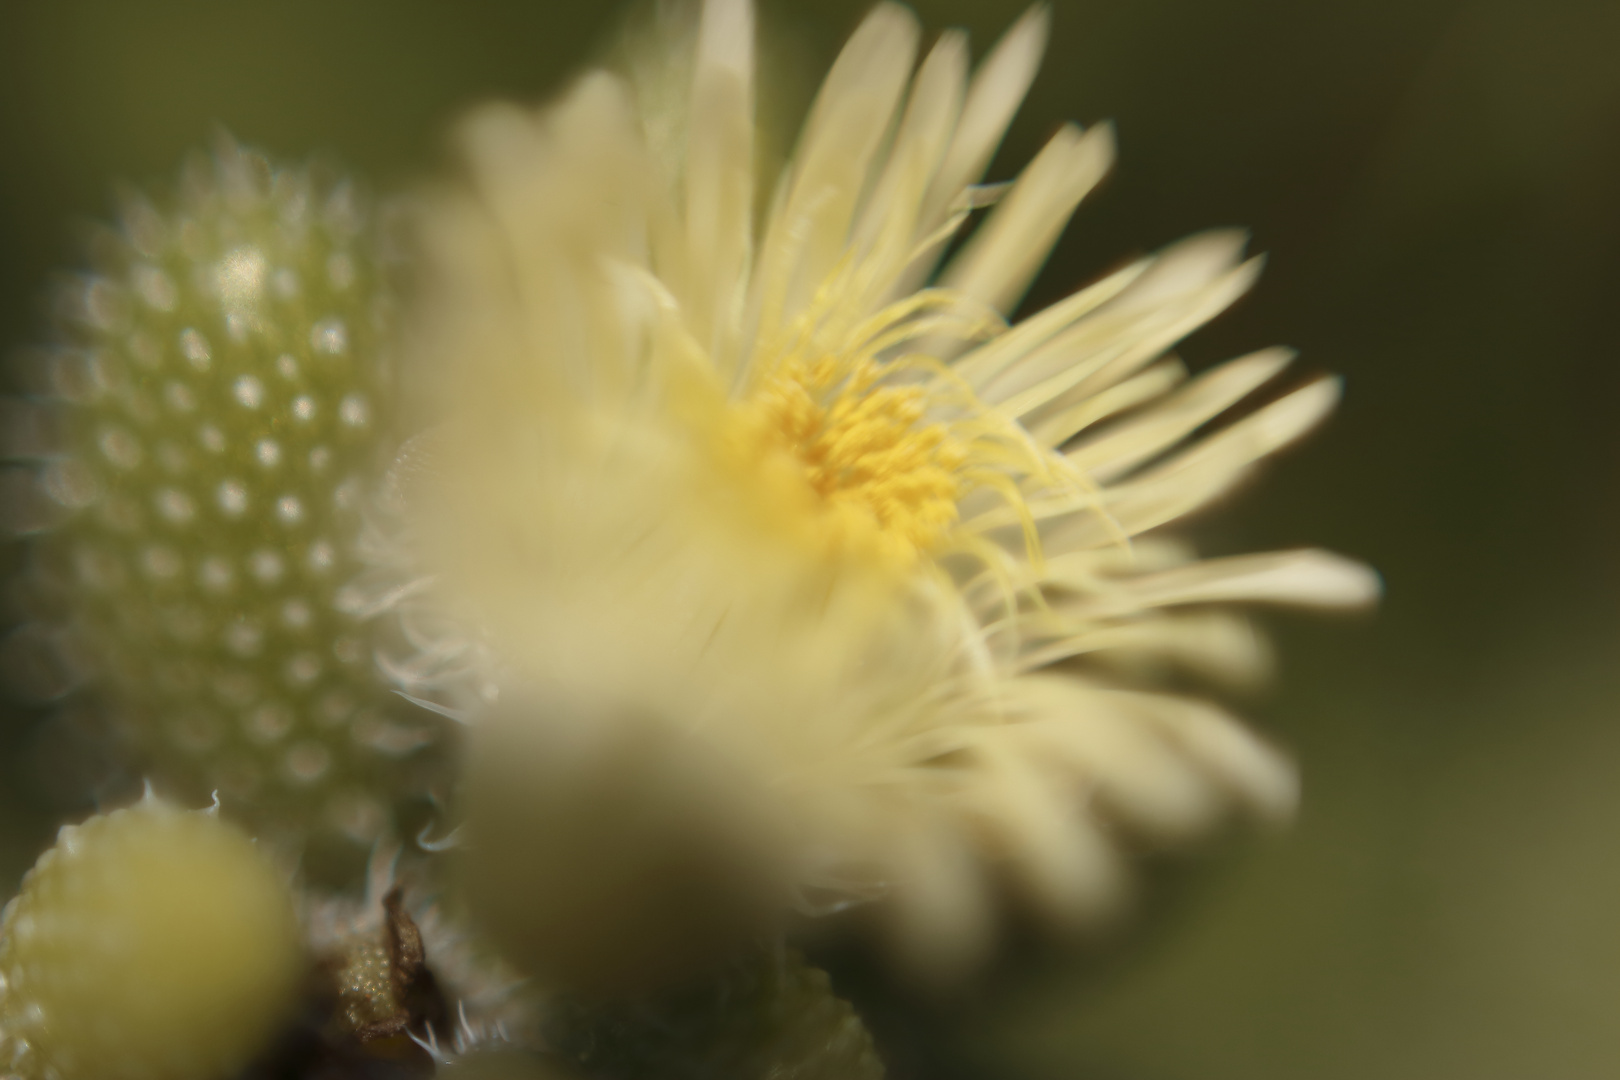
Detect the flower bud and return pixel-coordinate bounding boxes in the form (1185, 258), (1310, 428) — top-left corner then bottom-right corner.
(0, 796), (305, 1080)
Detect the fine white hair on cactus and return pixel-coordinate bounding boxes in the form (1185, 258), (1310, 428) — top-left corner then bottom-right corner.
(301, 841), (537, 1045)
(378, 0), (1377, 980)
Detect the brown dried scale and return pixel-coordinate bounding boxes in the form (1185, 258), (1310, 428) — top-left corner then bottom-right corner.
(304, 848), (538, 1055)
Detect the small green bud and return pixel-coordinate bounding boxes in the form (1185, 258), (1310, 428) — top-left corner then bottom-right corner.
(0, 796), (305, 1080)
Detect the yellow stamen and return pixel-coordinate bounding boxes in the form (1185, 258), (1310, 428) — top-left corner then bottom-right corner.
(738, 351), (966, 566)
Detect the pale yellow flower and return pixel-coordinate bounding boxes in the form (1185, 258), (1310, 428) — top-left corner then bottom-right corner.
(390, 0), (1378, 976)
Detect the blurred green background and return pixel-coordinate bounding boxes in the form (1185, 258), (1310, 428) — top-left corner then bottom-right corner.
(3, 1), (1619, 1078)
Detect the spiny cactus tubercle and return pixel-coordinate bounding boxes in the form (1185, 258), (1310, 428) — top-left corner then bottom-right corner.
(0, 795), (304, 1080)
(3, 134), (442, 854)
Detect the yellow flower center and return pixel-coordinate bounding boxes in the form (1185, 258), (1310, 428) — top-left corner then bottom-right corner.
(738, 353), (966, 567)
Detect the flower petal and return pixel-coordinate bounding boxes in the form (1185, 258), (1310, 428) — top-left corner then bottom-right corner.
(919, 5), (1051, 242)
(981, 231), (1257, 416)
(848, 30), (968, 313)
(938, 121), (1115, 319)
(751, 3), (919, 341)
(684, 0), (756, 374)
(961, 733), (1128, 925)
(1065, 346), (1296, 479)
(1025, 376), (1343, 548)
(998, 678), (1228, 844)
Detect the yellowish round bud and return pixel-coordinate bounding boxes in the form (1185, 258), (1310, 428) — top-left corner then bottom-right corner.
(0, 798), (305, 1080)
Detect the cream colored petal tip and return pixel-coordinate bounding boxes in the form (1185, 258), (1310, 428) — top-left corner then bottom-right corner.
(923, 3), (1051, 222)
(698, 0), (752, 67)
(1225, 548), (1384, 610)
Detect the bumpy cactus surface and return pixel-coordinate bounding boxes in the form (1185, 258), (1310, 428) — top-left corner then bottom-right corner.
(546, 946), (885, 1080)
(0, 797), (305, 1080)
(5, 135), (440, 862)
